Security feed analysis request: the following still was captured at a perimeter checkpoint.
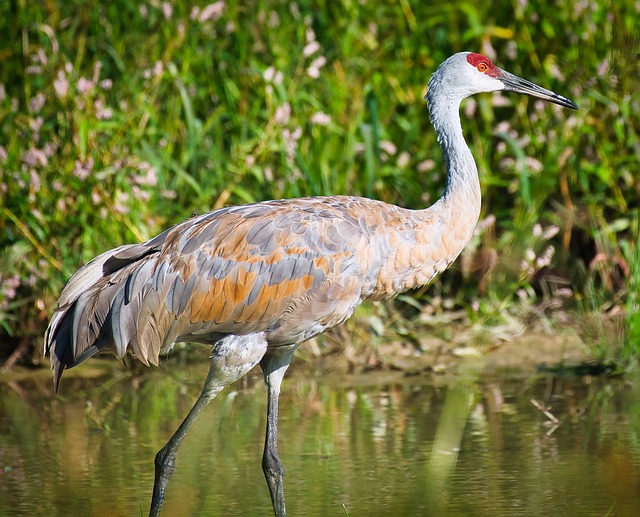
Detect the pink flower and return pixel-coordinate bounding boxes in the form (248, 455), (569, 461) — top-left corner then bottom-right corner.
(30, 170), (41, 192)
(54, 70), (69, 98)
(77, 77), (94, 95)
(274, 102), (291, 124)
(193, 1), (225, 22)
(73, 157), (94, 180)
(22, 148), (48, 167)
(114, 190), (130, 214)
(134, 162), (158, 186)
(161, 2), (173, 19)
(94, 100), (113, 120)
(30, 117), (44, 133)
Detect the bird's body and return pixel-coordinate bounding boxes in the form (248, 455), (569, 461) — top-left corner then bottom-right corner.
(44, 52), (577, 517)
(47, 194), (479, 380)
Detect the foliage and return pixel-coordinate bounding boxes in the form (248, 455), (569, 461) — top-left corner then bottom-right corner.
(0, 0), (637, 364)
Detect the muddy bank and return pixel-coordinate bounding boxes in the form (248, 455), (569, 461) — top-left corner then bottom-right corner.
(300, 328), (596, 382)
(1, 328), (598, 389)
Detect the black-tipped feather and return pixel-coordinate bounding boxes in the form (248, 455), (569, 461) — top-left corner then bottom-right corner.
(44, 238), (167, 391)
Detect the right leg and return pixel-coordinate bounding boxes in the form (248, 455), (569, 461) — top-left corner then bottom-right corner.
(260, 347), (295, 517)
(149, 333), (268, 517)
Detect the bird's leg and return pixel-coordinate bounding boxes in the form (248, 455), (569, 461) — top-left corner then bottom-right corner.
(260, 348), (295, 517)
(149, 334), (268, 517)
(150, 386), (215, 517)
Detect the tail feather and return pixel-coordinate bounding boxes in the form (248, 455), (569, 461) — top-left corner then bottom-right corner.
(110, 259), (157, 357)
(45, 304), (75, 394)
(70, 280), (118, 358)
(133, 276), (174, 366)
(44, 241), (164, 391)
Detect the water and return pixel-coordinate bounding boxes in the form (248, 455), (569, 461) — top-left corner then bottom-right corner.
(1, 360), (639, 516)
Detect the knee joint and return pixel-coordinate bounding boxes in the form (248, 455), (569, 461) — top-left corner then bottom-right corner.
(262, 451), (285, 477)
(155, 447), (177, 474)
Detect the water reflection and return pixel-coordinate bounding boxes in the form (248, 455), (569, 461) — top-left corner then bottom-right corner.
(1, 362), (639, 516)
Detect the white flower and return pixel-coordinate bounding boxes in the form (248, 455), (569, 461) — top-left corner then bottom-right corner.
(263, 67), (275, 82)
(533, 224), (542, 237)
(543, 225), (560, 240)
(305, 27), (315, 43)
(397, 151), (410, 168)
(525, 248), (536, 262)
(306, 56), (326, 78)
(303, 41), (320, 57)
(379, 140), (397, 156)
(417, 159), (435, 172)
(263, 67), (283, 85)
(310, 111), (331, 126)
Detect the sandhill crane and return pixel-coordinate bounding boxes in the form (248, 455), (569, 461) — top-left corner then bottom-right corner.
(44, 52), (578, 516)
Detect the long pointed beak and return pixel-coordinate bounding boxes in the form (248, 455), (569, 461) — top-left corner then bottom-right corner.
(499, 70), (579, 110)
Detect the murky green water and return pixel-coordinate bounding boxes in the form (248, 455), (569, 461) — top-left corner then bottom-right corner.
(1, 360), (639, 516)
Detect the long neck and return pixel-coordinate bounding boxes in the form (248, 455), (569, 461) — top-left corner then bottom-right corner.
(366, 91), (483, 299)
(428, 93), (481, 208)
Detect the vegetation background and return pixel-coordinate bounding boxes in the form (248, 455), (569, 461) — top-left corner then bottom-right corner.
(0, 0), (638, 370)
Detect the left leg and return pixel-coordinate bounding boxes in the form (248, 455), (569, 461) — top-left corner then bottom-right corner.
(260, 347), (295, 517)
(149, 333), (268, 517)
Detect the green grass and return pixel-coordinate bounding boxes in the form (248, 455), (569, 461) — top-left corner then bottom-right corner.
(0, 0), (638, 366)
(620, 216), (640, 367)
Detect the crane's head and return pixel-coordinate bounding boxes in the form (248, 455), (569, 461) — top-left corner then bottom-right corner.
(426, 52), (578, 111)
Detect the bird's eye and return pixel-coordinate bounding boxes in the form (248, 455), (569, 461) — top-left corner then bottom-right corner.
(477, 62), (488, 72)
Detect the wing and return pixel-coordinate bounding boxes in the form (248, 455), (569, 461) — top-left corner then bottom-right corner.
(137, 199), (367, 355)
(45, 197), (379, 386)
